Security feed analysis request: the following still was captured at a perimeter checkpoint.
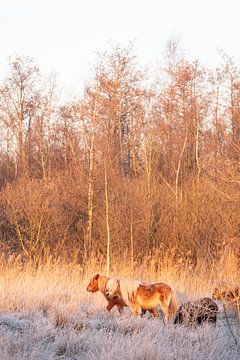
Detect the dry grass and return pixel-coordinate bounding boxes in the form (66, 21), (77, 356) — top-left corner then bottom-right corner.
(0, 253), (239, 359)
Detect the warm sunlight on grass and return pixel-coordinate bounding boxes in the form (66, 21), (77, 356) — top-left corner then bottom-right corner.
(0, 254), (239, 359)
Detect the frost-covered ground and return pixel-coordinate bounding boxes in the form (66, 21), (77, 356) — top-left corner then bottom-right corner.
(0, 263), (239, 359)
(0, 294), (240, 359)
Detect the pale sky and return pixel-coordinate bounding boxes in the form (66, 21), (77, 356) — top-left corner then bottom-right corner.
(0, 0), (239, 97)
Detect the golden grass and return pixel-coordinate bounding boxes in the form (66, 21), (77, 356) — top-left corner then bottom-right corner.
(0, 249), (239, 313)
(0, 252), (239, 360)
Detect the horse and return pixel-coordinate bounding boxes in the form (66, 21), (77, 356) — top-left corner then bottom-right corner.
(212, 283), (240, 316)
(86, 273), (158, 316)
(87, 273), (125, 314)
(105, 277), (179, 323)
(174, 297), (218, 326)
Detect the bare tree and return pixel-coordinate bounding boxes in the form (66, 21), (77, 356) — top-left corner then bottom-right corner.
(0, 56), (41, 177)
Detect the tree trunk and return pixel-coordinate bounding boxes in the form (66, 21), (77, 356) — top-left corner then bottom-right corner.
(104, 164), (110, 276)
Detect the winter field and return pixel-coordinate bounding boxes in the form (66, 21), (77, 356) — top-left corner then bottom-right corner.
(0, 255), (239, 360)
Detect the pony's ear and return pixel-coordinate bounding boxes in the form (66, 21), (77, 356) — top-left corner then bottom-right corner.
(94, 273), (100, 280)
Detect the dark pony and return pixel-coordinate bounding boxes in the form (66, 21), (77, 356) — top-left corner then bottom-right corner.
(174, 297), (218, 326)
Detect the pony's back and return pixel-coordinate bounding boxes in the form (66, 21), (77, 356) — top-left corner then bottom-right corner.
(119, 278), (141, 305)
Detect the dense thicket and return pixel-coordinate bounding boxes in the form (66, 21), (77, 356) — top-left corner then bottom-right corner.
(0, 43), (239, 268)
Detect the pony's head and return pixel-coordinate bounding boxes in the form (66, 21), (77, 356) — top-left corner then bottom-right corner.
(87, 273), (100, 292)
(105, 277), (120, 299)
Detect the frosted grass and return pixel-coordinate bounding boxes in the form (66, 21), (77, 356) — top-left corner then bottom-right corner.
(0, 302), (239, 359)
(0, 263), (239, 359)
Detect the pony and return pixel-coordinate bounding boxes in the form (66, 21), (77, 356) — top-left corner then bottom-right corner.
(174, 297), (218, 326)
(212, 283), (240, 316)
(105, 277), (179, 323)
(86, 273), (158, 316)
(87, 273), (125, 314)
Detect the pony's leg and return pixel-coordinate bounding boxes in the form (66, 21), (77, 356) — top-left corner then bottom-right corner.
(130, 305), (137, 318)
(148, 308), (159, 317)
(107, 299), (124, 316)
(162, 291), (174, 324)
(135, 304), (142, 317)
(160, 301), (169, 324)
(117, 305), (124, 315)
(163, 309), (169, 324)
(142, 308), (158, 317)
(106, 299), (116, 312)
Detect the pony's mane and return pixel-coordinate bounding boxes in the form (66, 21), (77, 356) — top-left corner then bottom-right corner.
(97, 274), (109, 293)
(119, 278), (141, 305)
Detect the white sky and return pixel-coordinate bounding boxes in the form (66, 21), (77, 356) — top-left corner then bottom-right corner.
(0, 0), (239, 97)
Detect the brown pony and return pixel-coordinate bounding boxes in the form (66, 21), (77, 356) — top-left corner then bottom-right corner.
(87, 273), (125, 314)
(87, 273), (158, 316)
(106, 277), (179, 323)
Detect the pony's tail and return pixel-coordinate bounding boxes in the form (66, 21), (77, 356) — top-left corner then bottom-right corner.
(168, 289), (179, 319)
